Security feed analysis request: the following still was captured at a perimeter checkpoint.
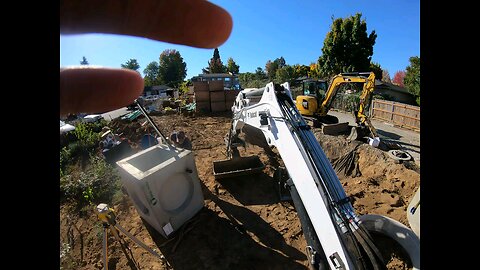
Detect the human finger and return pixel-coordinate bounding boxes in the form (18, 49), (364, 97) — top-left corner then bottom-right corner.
(60, 0), (233, 48)
(60, 67), (144, 116)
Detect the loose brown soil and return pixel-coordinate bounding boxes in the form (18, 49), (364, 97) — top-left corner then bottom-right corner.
(60, 112), (420, 270)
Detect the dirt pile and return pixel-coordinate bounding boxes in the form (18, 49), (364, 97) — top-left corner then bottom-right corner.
(313, 131), (420, 226)
(60, 112), (420, 270)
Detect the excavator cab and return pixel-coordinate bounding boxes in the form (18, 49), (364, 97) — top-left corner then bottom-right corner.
(303, 79), (327, 98)
(296, 79), (327, 117)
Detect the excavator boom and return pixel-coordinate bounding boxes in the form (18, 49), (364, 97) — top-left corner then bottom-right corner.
(228, 82), (388, 269)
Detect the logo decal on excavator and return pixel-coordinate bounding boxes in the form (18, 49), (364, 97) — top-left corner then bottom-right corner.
(302, 100), (308, 109)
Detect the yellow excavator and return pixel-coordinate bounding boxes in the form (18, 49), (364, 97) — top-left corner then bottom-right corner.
(295, 72), (378, 140)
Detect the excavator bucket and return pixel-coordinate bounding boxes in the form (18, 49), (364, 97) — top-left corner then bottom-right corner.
(347, 126), (360, 141)
(321, 122), (350, 135)
(213, 155), (264, 179)
(347, 126), (370, 141)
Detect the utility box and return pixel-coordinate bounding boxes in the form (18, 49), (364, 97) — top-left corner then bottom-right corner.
(116, 144), (204, 238)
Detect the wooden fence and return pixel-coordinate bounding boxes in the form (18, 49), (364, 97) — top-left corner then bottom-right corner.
(370, 99), (420, 132)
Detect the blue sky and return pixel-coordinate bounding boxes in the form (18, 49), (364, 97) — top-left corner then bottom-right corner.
(60, 0), (419, 80)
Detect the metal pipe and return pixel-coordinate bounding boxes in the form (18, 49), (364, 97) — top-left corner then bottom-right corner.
(134, 99), (173, 148)
(102, 227), (108, 270)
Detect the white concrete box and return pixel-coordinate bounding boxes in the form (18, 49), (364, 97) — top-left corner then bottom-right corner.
(116, 144), (204, 238)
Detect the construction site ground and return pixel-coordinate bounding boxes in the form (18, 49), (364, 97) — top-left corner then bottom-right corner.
(60, 111), (420, 270)
(328, 110), (420, 166)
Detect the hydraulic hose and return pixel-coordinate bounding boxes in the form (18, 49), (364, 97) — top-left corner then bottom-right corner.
(275, 88), (386, 270)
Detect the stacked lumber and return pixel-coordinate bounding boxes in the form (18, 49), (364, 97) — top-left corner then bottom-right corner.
(193, 80), (240, 113)
(193, 81), (210, 113)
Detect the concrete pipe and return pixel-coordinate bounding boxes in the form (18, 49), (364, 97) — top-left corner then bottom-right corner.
(359, 214), (420, 270)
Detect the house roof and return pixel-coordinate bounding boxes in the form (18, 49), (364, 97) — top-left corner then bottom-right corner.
(294, 76), (327, 82)
(374, 79), (410, 94)
(144, 85), (174, 91)
(194, 73), (238, 78)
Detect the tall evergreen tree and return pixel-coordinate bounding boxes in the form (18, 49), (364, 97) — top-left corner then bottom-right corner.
(121, 59), (140, 72)
(203, 48), (226, 73)
(80, 56), (89, 65)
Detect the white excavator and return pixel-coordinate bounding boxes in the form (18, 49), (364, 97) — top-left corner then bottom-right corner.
(214, 82), (420, 270)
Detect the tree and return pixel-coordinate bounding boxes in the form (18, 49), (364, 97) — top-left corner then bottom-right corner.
(238, 67), (269, 88)
(121, 59), (140, 72)
(369, 62), (383, 81)
(392, 70), (406, 87)
(254, 67), (267, 80)
(293, 64), (310, 79)
(203, 48), (226, 74)
(382, 69), (392, 83)
(238, 72), (268, 88)
(143, 61), (160, 87)
(404, 56), (420, 105)
(308, 63), (322, 79)
(275, 65), (295, 83)
(80, 56), (89, 65)
(265, 60), (275, 80)
(158, 49), (187, 87)
(265, 57), (286, 80)
(226, 57), (240, 74)
(318, 13), (377, 78)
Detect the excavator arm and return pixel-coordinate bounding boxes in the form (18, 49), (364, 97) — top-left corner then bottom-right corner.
(319, 72), (378, 139)
(351, 72), (378, 138)
(319, 72), (373, 117)
(229, 82), (387, 270)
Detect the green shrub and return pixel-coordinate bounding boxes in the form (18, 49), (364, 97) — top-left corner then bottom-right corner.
(73, 122), (100, 153)
(60, 154), (122, 207)
(88, 119), (108, 133)
(60, 147), (71, 177)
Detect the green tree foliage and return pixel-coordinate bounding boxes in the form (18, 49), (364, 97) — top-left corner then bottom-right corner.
(121, 58), (140, 72)
(293, 64), (310, 79)
(178, 80), (190, 95)
(318, 13), (377, 77)
(143, 61), (160, 86)
(265, 57), (286, 80)
(369, 62), (382, 81)
(203, 48), (226, 73)
(158, 49), (187, 87)
(238, 72), (269, 88)
(80, 56), (89, 65)
(255, 67), (267, 79)
(382, 69), (392, 83)
(226, 57), (240, 74)
(275, 65), (295, 83)
(404, 56), (420, 105)
(308, 63), (322, 79)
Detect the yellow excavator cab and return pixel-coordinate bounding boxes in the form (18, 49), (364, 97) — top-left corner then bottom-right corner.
(295, 79), (327, 116)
